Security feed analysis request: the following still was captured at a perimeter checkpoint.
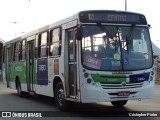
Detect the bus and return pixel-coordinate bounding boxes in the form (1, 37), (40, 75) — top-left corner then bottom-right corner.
(0, 39), (4, 78)
(2, 10), (155, 110)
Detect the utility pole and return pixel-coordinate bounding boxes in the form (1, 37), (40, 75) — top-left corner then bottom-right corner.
(125, 0), (127, 11)
(11, 22), (19, 37)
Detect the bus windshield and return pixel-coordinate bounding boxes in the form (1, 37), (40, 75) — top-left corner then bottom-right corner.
(81, 25), (153, 71)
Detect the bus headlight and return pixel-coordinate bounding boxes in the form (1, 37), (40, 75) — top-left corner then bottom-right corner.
(151, 71), (154, 76)
(87, 78), (92, 83)
(149, 76), (153, 82)
(84, 73), (89, 78)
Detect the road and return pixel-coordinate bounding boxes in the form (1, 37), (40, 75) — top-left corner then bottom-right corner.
(0, 81), (160, 120)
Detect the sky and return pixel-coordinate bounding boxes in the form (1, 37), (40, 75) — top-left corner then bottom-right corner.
(0, 0), (160, 48)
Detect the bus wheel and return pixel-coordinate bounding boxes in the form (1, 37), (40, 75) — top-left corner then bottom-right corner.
(111, 100), (128, 107)
(55, 82), (68, 111)
(17, 81), (25, 97)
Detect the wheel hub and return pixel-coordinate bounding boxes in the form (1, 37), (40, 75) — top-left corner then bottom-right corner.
(57, 89), (65, 105)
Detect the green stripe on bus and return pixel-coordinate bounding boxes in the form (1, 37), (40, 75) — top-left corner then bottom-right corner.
(91, 74), (126, 83)
(10, 61), (26, 83)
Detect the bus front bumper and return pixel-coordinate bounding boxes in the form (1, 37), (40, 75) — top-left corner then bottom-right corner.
(80, 81), (154, 103)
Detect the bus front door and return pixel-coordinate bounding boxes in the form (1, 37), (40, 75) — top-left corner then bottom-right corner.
(26, 40), (35, 92)
(5, 47), (12, 87)
(65, 29), (78, 98)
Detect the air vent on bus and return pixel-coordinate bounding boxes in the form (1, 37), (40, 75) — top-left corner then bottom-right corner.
(100, 82), (143, 89)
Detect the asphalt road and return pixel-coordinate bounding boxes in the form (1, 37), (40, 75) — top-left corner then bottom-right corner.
(0, 81), (160, 120)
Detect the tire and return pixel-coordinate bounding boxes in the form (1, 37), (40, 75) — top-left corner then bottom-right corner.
(54, 82), (68, 111)
(111, 100), (128, 107)
(17, 80), (26, 97)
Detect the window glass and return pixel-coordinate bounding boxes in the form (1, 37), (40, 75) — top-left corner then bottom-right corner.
(8, 48), (12, 62)
(2, 47), (5, 63)
(81, 25), (153, 71)
(52, 29), (59, 42)
(21, 40), (25, 60)
(35, 35), (38, 58)
(49, 28), (61, 56)
(40, 45), (46, 57)
(14, 42), (19, 61)
(41, 32), (47, 45)
(38, 32), (48, 58)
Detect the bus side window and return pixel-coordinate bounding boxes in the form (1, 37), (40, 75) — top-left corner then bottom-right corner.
(49, 27), (61, 56)
(18, 40), (25, 61)
(2, 47), (5, 63)
(38, 32), (47, 58)
(35, 35), (38, 58)
(19, 41), (22, 60)
(22, 40), (26, 60)
(14, 42), (19, 61)
(8, 46), (12, 62)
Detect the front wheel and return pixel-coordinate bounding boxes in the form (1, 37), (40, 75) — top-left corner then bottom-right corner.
(54, 82), (69, 111)
(111, 100), (128, 107)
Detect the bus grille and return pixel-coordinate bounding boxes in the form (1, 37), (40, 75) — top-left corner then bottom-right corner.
(100, 82), (143, 89)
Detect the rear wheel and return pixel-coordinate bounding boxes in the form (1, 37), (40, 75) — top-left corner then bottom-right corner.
(17, 80), (28, 97)
(111, 100), (128, 107)
(54, 82), (69, 111)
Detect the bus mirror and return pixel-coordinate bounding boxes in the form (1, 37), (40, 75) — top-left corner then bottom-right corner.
(76, 28), (82, 40)
(148, 24), (152, 29)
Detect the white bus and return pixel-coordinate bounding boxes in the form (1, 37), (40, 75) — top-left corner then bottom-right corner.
(2, 10), (155, 110)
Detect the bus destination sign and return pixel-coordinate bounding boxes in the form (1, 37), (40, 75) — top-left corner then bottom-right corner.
(79, 11), (147, 25)
(88, 13), (127, 22)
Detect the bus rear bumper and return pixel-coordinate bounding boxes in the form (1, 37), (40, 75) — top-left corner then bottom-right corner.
(81, 82), (154, 103)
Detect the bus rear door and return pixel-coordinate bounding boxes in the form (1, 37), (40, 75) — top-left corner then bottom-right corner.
(26, 36), (36, 92)
(5, 46), (12, 87)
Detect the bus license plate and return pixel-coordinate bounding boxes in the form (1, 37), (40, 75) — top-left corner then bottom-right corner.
(118, 91), (130, 96)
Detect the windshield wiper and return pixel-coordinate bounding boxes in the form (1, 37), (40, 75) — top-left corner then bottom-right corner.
(97, 23), (121, 52)
(126, 24), (135, 53)
(97, 22), (113, 38)
(96, 23), (114, 50)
